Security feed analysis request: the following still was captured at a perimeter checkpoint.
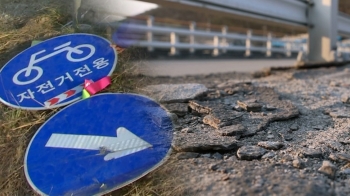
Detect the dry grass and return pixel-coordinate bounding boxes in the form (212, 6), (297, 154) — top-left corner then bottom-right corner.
(0, 2), (72, 195)
(0, 1), (182, 196)
(110, 157), (186, 196)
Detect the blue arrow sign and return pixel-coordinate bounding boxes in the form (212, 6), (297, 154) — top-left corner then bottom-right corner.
(0, 33), (117, 110)
(24, 93), (173, 195)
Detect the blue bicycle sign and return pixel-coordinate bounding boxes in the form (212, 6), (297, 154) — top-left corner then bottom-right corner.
(13, 41), (96, 85)
(0, 33), (117, 110)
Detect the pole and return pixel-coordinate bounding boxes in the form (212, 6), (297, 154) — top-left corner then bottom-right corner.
(307, 0), (338, 62)
(73, 0), (82, 26)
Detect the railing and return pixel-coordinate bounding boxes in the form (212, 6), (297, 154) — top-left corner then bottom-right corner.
(74, 0), (350, 62)
(109, 15), (350, 61)
(111, 16), (307, 58)
(138, 0), (350, 62)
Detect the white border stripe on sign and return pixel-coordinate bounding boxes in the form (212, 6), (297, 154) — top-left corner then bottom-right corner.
(44, 84), (84, 107)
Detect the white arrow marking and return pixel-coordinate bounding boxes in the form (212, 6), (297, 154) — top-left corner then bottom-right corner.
(45, 127), (152, 161)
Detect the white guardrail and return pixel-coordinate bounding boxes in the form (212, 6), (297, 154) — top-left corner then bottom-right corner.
(111, 17), (304, 57)
(139, 0), (350, 62)
(109, 16), (350, 60)
(75, 0), (350, 62)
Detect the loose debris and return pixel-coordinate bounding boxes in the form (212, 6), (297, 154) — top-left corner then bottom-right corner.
(135, 65), (350, 195)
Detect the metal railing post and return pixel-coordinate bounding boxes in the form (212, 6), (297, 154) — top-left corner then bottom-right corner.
(336, 42), (344, 61)
(266, 32), (272, 57)
(170, 32), (178, 56)
(221, 26), (228, 53)
(213, 36), (219, 56)
(346, 44), (350, 61)
(307, 0), (338, 62)
(245, 30), (252, 57)
(286, 40), (291, 57)
(189, 22), (196, 54)
(147, 16), (154, 52)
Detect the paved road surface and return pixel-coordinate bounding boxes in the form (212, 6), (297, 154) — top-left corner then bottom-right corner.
(138, 59), (297, 77)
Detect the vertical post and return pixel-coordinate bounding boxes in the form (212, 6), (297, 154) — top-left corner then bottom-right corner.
(189, 22), (196, 54)
(245, 30), (252, 57)
(345, 44), (350, 61)
(73, 0), (82, 26)
(266, 32), (272, 57)
(297, 41), (307, 61)
(170, 32), (178, 56)
(147, 16), (154, 52)
(286, 40), (292, 57)
(307, 0), (338, 62)
(336, 41), (341, 60)
(221, 26), (228, 53)
(213, 36), (219, 56)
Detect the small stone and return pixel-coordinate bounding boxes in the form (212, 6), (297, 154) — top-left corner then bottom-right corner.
(342, 163), (350, 170)
(225, 155), (237, 161)
(209, 164), (219, 171)
(340, 138), (350, 145)
(265, 105), (277, 111)
(283, 135), (293, 141)
(293, 158), (305, 169)
(224, 87), (239, 95)
(241, 130), (257, 137)
(212, 152), (223, 159)
(188, 100), (211, 114)
(341, 94), (350, 104)
(141, 83), (208, 103)
(237, 100), (262, 112)
(312, 125), (323, 130)
(330, 81), (340, 87)
(329, 111), (350, 118)
(326, 141), (343, 151)
(262, 152), (276, 159)
(175, 152), (200, 160)
(253, 175), (264, 187)
(302, 148), (323, 158)
(218, 90), (226, 96)
(206, 90), (224, 99)
(340, 168), (350, 175)
(318, 160), (337, 179)
(216, 124), (246, 136)
(181, 127), (193, 133)
(329, 153), (339, 162)
(281, 155), (293, 163)
(164, 103), (189, 116)
(237, 146), (267, 161)
(221, 175), (230, 181)
(252, 68), (271, 78)
(233, 105), (243, 111)
(290, 124), (299, 131)
(203, 115), (221, 129)
(258, 141), (284, 150)
(267, 135), (275, 139)
(202, 110), (243, 129)
(335, 153), (350, 162)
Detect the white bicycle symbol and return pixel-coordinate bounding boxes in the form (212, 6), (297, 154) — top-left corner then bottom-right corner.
(13, 41), (96, 85)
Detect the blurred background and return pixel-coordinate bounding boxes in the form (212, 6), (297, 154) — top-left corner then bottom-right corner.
(70, 0), (350, 75)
